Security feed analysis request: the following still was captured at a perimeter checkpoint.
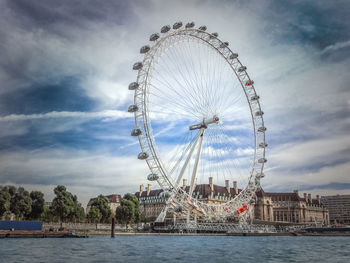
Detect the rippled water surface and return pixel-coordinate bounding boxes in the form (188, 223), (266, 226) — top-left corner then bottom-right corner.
(1, 236), (350, 263)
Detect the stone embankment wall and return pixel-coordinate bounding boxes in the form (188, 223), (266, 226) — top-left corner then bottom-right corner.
(43, 222), (147, 235)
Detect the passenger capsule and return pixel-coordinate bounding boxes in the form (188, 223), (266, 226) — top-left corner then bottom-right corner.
(229, 53), (238, 59)
(138, 152), (149, 160)
(185, 22), (195, 28)
(161, 25), (171, 33)
(173, 21), (183, 29)
(220, 42), (229, 48)
(128, 104), (138, 113)
(210, 32), (218, 39)
(251, 95), (260, 101)
(245, 80), (254, 86)
(258, 158), (267, 163)
(140, 45), (150, 54)
(259, 142), (268, 148)
(174, 205), (183, 212)
(147, 173), (159, 181)
(149, 33), (160, 41)
(256, 172), (265, 178)
(131, 128), (142, 136)
(133, 62), (143, 70)
(199, 25), (207, 31)
(128, 82), (139, 90)
(258, 126), (267, 132)
(255, 110), (264, 116)
(237, 66), (247, 73)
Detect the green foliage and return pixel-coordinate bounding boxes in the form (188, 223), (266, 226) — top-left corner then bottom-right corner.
(51, 185), (85, 222)
(41, 207), (57, 222)
(0, 186), (11, 218)
(90, 195), (112, 223)
(115, 193), (141, 225)
(87, 206), (102, 223)
(10, 187), (32, 220)
(29, 191), (45, 220)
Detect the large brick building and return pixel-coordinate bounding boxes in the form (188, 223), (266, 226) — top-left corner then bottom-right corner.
(135, 177), (329, 225)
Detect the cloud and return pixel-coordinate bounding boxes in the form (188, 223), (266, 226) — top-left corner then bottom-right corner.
(0, 110), (130, 122)
(321, 40), (350, 54)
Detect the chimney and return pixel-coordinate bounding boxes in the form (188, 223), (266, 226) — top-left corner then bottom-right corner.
(293, 190), (299, 197)
(147, 184), (152, 196)
(183, 179), (187, 188)
(316, 195), (320, 205)
(209, 177), (214, 192)
(140, 184), (144, 193)
(303, 193), (307, 201)
(233, 181), (238, 195)
(225, 180), (230, 193)
(308, 193), (312, 203)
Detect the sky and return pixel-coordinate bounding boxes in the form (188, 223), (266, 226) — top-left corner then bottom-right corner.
(0, 0), (349, 207)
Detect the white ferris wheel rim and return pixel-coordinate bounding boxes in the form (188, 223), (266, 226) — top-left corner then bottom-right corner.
(130, 23), (267, 218)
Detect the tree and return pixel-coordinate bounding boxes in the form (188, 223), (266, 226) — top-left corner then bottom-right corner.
(90, 195), (111, 223)
(29, 191), (45, 220)
(51, 185), (84, 223)
(123, 193), (141, 223)
(0, 187), (11, 218)
(87, 206), (102, 223)
(10, 187), (32, 220)
(115, 194), (141, 226)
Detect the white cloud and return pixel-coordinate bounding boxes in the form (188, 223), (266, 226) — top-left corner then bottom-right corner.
(0, 110), (131, 122)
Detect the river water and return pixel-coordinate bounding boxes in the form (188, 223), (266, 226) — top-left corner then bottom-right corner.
(1, 236), (349, 263)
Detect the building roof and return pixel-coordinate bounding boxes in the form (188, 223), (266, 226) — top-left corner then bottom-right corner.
(135, 184), (241, 198)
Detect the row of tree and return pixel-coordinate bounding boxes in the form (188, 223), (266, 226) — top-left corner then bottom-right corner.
(0, 185), (45, 220)
(0, 185), (85, 222)
(1, 185), (144, 225)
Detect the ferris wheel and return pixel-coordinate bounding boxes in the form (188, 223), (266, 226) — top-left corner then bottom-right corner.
(128, 22), (267, 223)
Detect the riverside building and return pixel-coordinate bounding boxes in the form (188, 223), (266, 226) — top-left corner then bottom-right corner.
(321, 195), (350, 224)
(135, 177), (329, 224)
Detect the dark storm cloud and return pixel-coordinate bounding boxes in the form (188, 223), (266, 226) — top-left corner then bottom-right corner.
(0, 77), (96, 116)
(5, 0), (141, 32)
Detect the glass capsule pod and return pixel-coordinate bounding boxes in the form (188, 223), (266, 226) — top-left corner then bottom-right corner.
(173, 21), (183, 29)
(259, 142), (268, 148)
(185, 22), (195, 28)
(230, 53), (239, 59)
(199, 25), (207, 31)
(131, 128), (142, 136)
(258, 158), (267, 163)
(128, 82), (139, 90)
(138, 152), (149, 160)
(149, 33), (160, 41)
(133, 62), (143, 70)
(147, 173), (159, 181)
(140, 45), (150, 54)
(258, 126), (267, 132)
(251, 95), (260, 101)
(237, 66), (247, 72)
(245, 80), (254, 86)
(161, 25), (171, 33)
(255, 110), (264, 116)
(220, 42), (229, 48)
(128, 104), (138, 112)
(210, 32), (218, 39)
